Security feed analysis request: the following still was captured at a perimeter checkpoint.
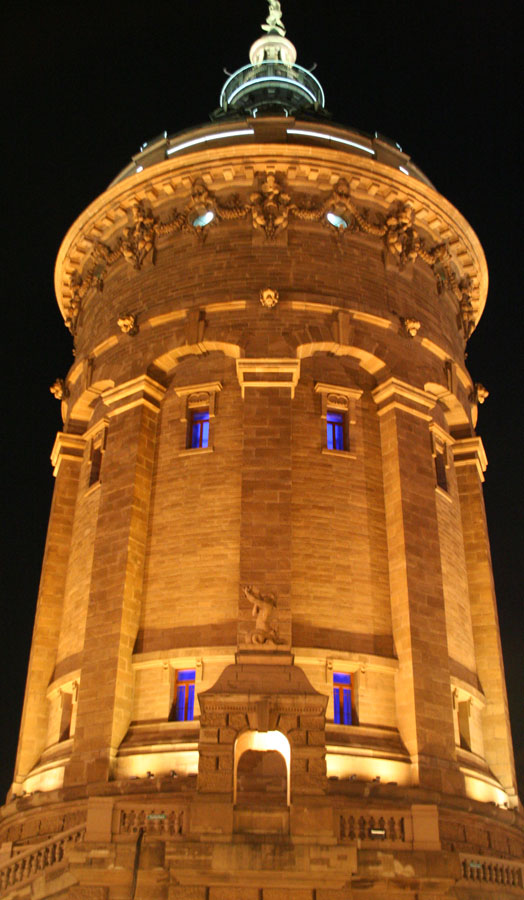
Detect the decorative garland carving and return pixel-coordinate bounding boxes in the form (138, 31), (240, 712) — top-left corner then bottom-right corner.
(62, 173), (479, 339)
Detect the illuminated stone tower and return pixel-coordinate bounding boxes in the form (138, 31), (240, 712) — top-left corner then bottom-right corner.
(1, 5), (523, 898)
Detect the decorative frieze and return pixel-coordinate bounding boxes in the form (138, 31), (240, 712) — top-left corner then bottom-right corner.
(58, 170), (483, 337)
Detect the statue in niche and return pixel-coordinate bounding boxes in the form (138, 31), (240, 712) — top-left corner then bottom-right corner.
(242, 585), (285, 645)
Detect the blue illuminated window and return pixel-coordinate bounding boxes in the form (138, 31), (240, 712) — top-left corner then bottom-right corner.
(333, 672), (352, 725)
(190, 409), (210, 449)
(326, 410), (345, 451)
(171, 669), (196, 722)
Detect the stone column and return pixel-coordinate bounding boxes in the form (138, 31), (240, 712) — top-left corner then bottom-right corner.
(373, 378), (461, 793)
(13, 433), (85, 789)
(236, 360), (300, 649)
(453, 437), (518, 801)
(64, 376), (165, 786)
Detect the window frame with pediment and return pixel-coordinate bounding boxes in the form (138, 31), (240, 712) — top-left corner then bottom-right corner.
(314, 382), (363, 458)
(174, 382), (222, 456)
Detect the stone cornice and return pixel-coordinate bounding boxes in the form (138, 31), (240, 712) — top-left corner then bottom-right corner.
(372, 377), (436, 420)
(54, 142), (487, 335)
(452, 436), (488, 482)
(101, 375), (166, 417)
(236, 359), (301, 398)
(50, 433), (86, 477)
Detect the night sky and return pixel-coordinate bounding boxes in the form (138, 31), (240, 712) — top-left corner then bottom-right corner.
(1, 1), (522, 802)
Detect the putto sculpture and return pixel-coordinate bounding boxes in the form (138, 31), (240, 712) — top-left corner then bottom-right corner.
(242, 585), (284, 645)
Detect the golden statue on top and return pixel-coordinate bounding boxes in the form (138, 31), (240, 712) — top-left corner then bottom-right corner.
(262, 0), (286, 37)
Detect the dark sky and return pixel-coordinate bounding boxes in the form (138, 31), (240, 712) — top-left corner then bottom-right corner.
(1, 1), (522, 802)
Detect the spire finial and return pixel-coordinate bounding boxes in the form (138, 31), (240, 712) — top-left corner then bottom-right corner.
(262, 0), (286, 37)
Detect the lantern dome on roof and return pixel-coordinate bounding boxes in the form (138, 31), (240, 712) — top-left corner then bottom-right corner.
(218, 1), (325, 117)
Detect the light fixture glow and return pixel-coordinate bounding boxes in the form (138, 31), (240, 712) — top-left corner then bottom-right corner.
(326, 212), (348, 229)
(167, 129), (254, 156)
(287, 128), (375, 155)
(136, 165), (143, 173)
(226, 76), (318, 105)
(192, 210), (214, 228)
(399, 166), (409, 175)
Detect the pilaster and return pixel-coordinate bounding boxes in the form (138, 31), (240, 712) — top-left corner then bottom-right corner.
(453, 437), (518, 801)
(13, 433), (85, 789)
(373, 378), (462, 793)
(238, 375), (294, 649)
(64, 377), (165, 786)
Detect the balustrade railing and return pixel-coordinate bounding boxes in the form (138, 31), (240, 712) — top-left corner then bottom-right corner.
(461, 855), (524, 888)
(339, 810), (407, 844)
(117, 807), (185, 836)
(0, 825), (85, 895)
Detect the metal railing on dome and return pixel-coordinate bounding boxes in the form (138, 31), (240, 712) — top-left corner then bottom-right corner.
(220, 61), (325, 110)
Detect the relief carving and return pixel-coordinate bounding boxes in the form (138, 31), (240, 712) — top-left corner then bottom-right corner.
(401, 317), (421, 337)
(470, 383), (489, 405)
(50, 378), (68, 400)
(242, 584), (285, 645)
(121, 203), (157, 269)
(326, 393), (348, 408)
(260, 287), (279, 308)
(187, 391), (210, 406)
(117, 313), (138, 335)
(250, 172), (294, 238)
(61, 173), (480, 339)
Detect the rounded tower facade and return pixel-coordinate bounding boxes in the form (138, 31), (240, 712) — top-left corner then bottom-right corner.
(1, 7), (523, 899)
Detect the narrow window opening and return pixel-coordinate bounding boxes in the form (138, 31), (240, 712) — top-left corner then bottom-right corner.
(333, 672), (353, 725)
(89, 444), (103, 486)
(59, 692), (73, 742)
(435, 450), (448, 491)
(189, 408), (210, 449)
(170, 669), (196, 721)
(327, 410), (345, 451)
(458, 699), (471, 751)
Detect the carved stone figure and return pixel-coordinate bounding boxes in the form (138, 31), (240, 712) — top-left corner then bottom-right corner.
(262, 0), (286, 36)
(260, 287), (279, 308)
(121, 204), (156, 269)
(242, 584), (284, 645)
(402, 317), (421, 337)
(384, 202), (420, 267)
(50, 379), (67, 400)
(471, 383), (489, 405)
(117, 314), (138, 335)
(250, 172), (293, 238)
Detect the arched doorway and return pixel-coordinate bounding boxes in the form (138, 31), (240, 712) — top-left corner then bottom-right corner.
(234, 730), (290, 806)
